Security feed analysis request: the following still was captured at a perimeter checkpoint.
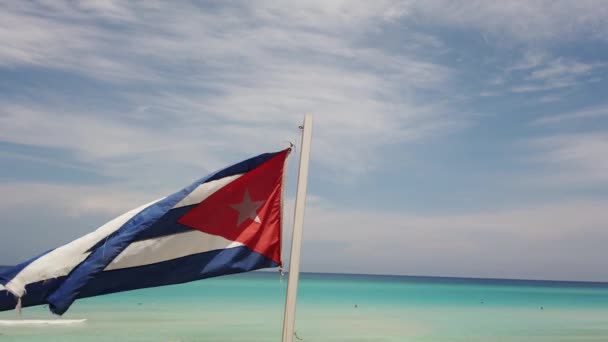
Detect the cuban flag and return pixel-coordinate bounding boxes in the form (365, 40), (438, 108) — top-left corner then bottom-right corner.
(0, 149), (290, 315)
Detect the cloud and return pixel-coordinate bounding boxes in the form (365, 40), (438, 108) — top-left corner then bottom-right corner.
(0, 1), (436, 83)
(528, 59), (595, 81)
(0, 104), (233, 187)
(0, 1), (466, 182)
(508, 54), (603, 93)
(534, 104), (608, 125)
(0, 182), (155, 217)
(509, 51), (548, 71)
(535, 94), (563, 103)
(300, 197), (608, 281)
(0, 2), (155, 82)
(404, 1), (608, 43)
(524, 133), (608, 187)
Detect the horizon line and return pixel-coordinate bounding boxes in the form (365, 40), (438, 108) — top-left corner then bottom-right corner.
(257, 269), (608, 285)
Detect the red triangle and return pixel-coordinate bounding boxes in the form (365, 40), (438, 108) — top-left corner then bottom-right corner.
(178, 150), (289, 264)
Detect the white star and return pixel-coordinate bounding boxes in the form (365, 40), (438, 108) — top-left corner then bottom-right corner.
(230, 189), (265, 226)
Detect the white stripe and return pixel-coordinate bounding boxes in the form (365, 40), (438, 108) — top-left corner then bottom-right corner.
(106, 230), (243, 270)
(0, 284), (4, 291)
(173, 174), (242, 209)
(4, 198), (163, 297)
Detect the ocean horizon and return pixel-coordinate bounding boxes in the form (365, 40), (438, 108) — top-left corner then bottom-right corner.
(2, 271), (608, 341)
(261, 270), (608, 287)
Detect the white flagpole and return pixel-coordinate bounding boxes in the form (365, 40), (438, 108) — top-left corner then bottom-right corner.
(281, 114), (313, 342)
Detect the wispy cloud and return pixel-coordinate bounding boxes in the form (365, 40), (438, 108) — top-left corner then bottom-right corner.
(479, 49), (604, 98)
(0, 1), (466, 182)
(0, 104), (230, 186)
(525, 133), (608, 187)
(509, 51), (548, 71)
(528, 59), (596, 81)
(0, 181), (156, 217)
(534, 104), (608, 125)
(509, 55), (603, 93)
(404, 1), (608, 42)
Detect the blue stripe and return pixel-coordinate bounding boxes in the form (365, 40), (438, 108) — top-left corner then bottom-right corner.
(203, 152), (278, 184)
(131, 205), (195, 241)
(0, 289), (18, 311)
(76, 246), (278, 300)
(0, 247), (277, 312)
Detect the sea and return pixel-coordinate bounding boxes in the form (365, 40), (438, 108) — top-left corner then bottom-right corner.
(1, 272), (608, 341)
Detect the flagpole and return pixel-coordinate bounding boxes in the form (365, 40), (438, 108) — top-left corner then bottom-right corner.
(281, 114), (313, 342)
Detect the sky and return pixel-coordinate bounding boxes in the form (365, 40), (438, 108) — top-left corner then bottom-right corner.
(1, 1), (608, 282)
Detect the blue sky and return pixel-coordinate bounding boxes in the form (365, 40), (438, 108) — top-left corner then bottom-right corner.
(1, 1), (608, 281)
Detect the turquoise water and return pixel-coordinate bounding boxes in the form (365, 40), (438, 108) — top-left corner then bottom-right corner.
(2, 272), (608, 341)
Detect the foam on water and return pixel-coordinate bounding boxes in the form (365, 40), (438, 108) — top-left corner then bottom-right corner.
(0, 319), (86, 326)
